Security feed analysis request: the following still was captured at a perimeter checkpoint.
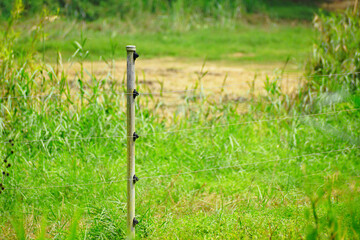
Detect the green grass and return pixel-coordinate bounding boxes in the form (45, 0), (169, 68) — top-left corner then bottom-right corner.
(15, 20), (314, 63)
(0, 70), (360, 238)
(265, 2), (321, 21)
(1, 2), (360, 239)
(6, 0), (318, 64)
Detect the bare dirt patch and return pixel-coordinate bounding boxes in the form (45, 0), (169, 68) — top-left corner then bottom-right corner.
(64, 57), (303, 98)
(62, 58), (304, 118)
(321, 0), (355, 11)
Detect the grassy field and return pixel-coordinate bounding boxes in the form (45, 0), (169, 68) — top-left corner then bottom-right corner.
(9, 1), (317, 64)
(3, 14), (315, 65)
(0, 76), (359, 239)
(1, 1), (360, 239)
(33, 21), (314, 63)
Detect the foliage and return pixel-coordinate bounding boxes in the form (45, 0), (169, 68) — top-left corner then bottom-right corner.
(306, 10), (360, 93)
(30, 21), (313, 62)
(0, 0), (322, 21)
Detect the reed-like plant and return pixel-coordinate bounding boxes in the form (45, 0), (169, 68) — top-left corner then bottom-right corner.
(306, 9), (360, 94)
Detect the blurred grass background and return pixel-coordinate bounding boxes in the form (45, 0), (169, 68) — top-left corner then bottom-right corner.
(0, 0), (323, 21)
(1, 0), (325, 63)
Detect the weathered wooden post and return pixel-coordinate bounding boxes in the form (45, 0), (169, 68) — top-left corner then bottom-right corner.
(126, 45), (139, 239)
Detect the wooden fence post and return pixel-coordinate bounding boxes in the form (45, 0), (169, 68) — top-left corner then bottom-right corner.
(126, 45), (139, 239)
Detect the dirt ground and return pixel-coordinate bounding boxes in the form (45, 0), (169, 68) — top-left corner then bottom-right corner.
(321, 0), (356, 11)
(64, 58), (303, 101)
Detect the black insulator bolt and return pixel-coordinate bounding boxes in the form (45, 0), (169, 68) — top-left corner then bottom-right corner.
(133, 132), (139, 142)
(133, 52), (139, 61)
(133, 217), (139, 227)
(133, 175), (139, 184)
(133, 89), (140, 99)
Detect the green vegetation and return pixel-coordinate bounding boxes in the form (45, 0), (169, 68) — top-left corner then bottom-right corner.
(29, 21), (313, 62)
(306, 10), (360, 93)
(3, 0), (320, 63)
(1, 1), (360, 239)
(1, 93), (359, 239)
(1, 0), (322, 21)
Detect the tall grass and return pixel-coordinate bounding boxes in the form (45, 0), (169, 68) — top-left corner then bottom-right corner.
(0, 2), (360, 239)
(306, 10), (360, 94)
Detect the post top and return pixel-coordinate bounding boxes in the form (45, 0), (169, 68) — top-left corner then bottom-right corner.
(126, 45), (136, 52)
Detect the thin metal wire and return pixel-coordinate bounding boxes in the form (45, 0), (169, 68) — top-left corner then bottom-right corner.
(0, 135), (126, 144)
(0, 88), (125, 100)
(0, 83), (247, 99)
(140, 146), (360, 180)
(6, 171), (359, 215)
(121, 71), (360, 96)
(138, 146), (358, 181)
(127, 87), (222, 96)
(0, 93), (61, 100)
(138, 143), (357, 175)
(1, 108), (358, 144)
(7, 146), (359, 191)
(306, 72), (360, 78)
(135, 108), (360, 137)
(8, 178), (128, 190)
(0, 208), (127, 217)
(2, 72), (359, 99)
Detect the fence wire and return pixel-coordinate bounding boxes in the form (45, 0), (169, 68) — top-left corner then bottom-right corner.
(135, 108), (360, 137)
(1, 108), (358, 145)
(7, 146), (359, 191)
(1, 72), (359, 100)
(139, 146), (360, 180)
